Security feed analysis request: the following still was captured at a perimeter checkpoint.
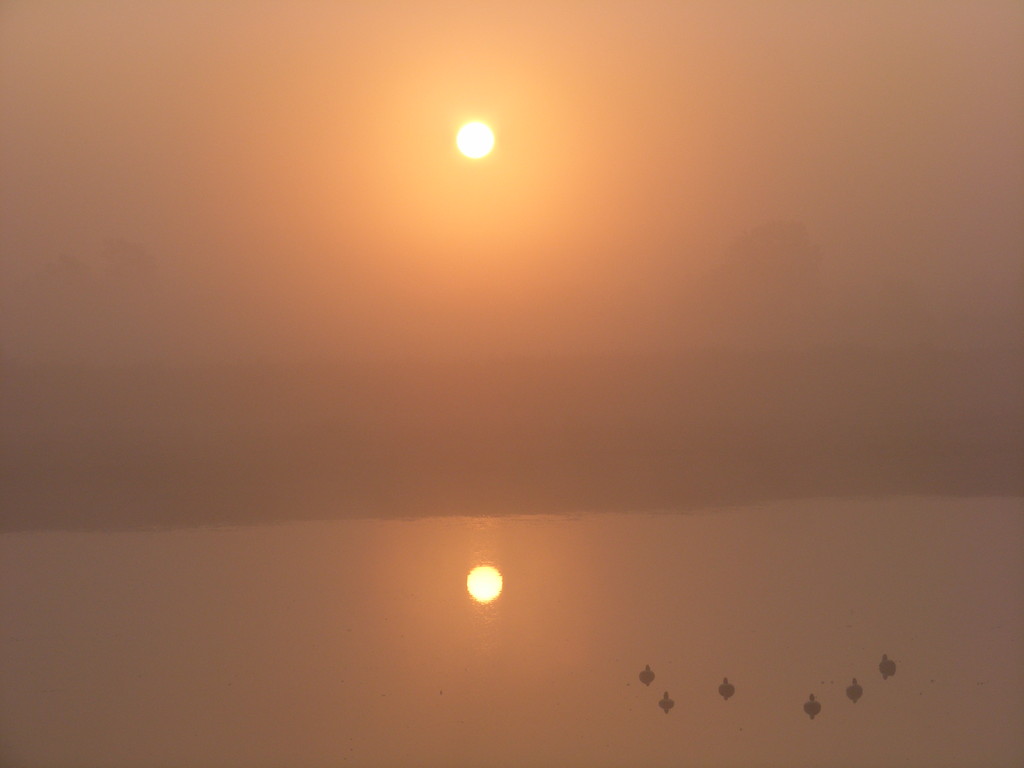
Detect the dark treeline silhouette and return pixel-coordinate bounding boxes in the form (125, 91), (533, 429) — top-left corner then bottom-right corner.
(2, 348), (1021, 531)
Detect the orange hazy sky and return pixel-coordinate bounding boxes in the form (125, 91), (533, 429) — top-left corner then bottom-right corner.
(1, 8), (1022, 766)
(1, 1), (1022, 360)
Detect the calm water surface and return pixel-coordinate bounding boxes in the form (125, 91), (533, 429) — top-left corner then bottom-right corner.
(2, 497), (1022, 767)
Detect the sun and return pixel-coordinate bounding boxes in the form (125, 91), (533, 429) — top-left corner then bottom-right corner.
(467, 565), (503, 603)
(456, 122), (494, 159)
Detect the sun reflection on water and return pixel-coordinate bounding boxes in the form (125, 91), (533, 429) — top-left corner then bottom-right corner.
(466, 565), (503, 603)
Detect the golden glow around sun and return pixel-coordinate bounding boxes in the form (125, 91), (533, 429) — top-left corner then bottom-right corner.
(467, 565), (503, 603)
(456, 122), (495, 158)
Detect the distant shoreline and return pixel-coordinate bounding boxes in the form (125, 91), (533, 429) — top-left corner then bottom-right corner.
(3, 348), (1021, 532)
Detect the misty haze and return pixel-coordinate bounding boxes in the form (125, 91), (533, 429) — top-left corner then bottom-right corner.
(1, 2), (1022, 767)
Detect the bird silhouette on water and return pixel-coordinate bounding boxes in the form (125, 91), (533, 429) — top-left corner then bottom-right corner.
(639, 664), (655, 686)
(718, 677), (735, 700)
(879, 654), (896, 680)
(846, 678), (863, 703)
(659, 692), (674, 714)
(803, 694), (821, 720)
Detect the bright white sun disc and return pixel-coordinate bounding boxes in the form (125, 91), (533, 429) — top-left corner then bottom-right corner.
(456, 122), (494, 158)
(467, 565), (503, 603)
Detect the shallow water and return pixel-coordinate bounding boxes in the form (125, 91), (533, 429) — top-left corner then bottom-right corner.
(2, 496), (1022, 767)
